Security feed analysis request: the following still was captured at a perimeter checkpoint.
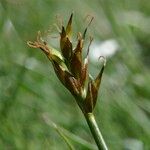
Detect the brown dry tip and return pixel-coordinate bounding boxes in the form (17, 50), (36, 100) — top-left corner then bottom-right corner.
(27, 41), (38, 48)
(98, 56), (106, 66)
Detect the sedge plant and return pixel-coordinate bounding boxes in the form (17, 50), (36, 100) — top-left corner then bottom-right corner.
(27, 13), (108, 150)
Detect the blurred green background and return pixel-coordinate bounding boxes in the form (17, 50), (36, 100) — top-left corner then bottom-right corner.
(0, 0), (150, 149)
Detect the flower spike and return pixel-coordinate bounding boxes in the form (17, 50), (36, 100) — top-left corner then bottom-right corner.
(27, 14), (106, 114)
(27, 13), (108, 150)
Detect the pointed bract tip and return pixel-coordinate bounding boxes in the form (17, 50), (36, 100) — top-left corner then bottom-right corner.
(83, 16), (94, 39)
(67, 13), (73, 26)
(70, 13), (73, 20)
(65, 13), (73, 37)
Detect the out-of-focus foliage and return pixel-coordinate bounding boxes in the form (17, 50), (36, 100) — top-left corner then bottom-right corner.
(0, 0), (150, 149)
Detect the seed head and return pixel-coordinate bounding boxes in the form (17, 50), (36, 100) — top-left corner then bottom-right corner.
(27, 13), (106, 113)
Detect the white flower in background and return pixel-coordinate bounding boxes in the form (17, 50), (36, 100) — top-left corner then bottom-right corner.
(124, 138), (143, 150)
(90, 39), (119, 63)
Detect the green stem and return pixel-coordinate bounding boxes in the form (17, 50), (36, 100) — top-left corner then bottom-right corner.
(84, 113), (108, 150)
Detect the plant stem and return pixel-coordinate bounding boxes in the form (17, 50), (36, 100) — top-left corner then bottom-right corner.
(84, 113), (108, 150)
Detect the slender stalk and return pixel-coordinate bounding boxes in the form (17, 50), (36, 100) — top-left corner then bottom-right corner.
(84, 113), (108, 150)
